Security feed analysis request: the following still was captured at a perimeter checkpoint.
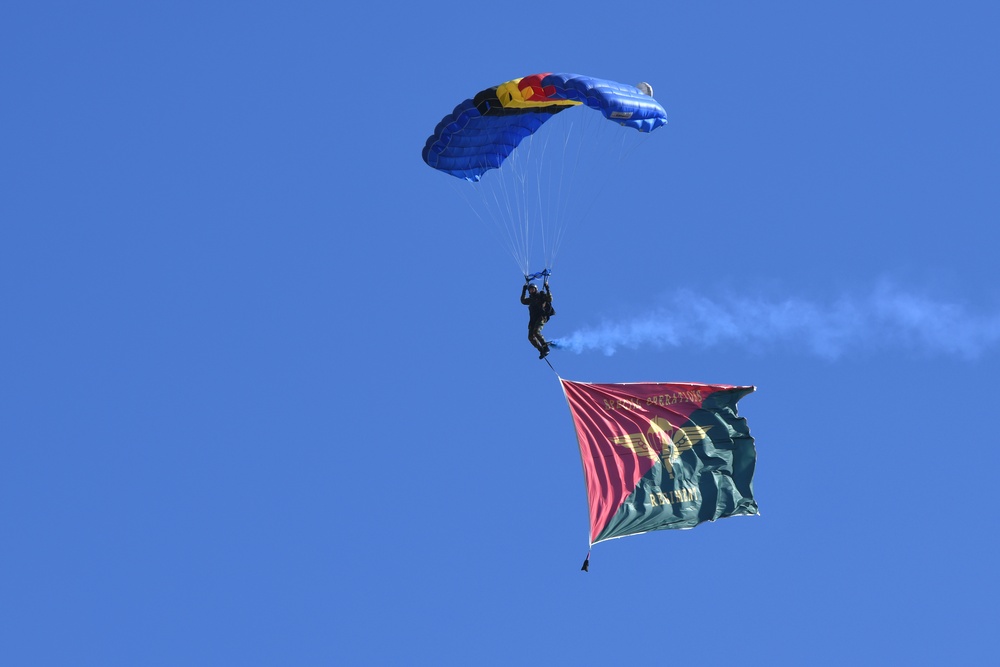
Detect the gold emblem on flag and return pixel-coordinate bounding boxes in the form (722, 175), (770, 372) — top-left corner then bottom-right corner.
(611, 417), (712, 479)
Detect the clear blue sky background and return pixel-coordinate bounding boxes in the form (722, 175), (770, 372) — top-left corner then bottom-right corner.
(3, 2), (999, 665)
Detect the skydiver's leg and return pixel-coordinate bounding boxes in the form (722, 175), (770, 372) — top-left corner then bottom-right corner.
(535, 320), (547, 347)
(529, 320), (550, 358)
(528, 320), (545, 351)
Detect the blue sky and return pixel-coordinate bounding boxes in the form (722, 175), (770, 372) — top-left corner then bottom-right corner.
(3, 2), (999, 665)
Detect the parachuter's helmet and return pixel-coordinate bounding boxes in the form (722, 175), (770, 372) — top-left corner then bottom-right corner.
(527, 284), (538, 293)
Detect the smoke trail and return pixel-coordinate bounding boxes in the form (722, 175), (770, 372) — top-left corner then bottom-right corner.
(550, 285), (1000, 359)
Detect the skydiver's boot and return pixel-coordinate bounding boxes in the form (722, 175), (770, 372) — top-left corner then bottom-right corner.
(539, 344), (550, 359)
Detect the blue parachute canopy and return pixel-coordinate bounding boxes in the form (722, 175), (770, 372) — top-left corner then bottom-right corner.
(422, 72), (668, 182)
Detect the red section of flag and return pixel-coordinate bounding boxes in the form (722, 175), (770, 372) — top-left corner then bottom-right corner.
(560, 379), (744, 544)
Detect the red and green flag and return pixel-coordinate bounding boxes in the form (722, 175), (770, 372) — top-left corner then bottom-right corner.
(560, 379), (758, 561)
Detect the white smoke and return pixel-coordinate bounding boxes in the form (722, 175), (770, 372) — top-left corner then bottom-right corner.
(550, 285), (1000, 360)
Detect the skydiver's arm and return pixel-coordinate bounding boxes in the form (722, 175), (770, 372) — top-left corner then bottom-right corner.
(521, 285), (531, 305)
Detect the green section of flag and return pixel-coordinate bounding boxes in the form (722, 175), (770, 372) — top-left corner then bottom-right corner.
(595, 387), (757, 544)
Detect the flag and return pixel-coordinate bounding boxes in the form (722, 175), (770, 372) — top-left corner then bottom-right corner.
(560, 379), (758, 546)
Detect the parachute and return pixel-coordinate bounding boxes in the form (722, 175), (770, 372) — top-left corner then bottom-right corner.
(422, 73), (667, 275)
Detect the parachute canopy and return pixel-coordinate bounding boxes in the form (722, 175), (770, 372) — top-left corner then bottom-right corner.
(422, 72), (668, 182)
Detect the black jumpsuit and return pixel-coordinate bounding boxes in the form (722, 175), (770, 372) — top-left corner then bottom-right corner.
(521, 284), (552, 357)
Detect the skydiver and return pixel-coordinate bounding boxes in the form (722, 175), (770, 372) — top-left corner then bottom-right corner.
(521, 277), (554, 359)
